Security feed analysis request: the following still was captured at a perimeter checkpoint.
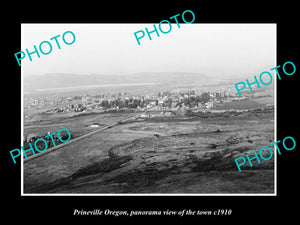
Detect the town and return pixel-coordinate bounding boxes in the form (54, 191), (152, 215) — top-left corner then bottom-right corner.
(23, 85), (275, 193)
(24, 87), (270, 116)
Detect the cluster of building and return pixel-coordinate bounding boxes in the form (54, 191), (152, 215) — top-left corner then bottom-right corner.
(25, 88), (241, 114)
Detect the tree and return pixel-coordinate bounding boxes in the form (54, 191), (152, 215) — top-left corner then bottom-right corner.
(101, 100), (108, 108)
(185, 109), (193, 116)
(216, 92), (222, 101)
(200, 92), (210, 103)
(124, 99), (129, 107)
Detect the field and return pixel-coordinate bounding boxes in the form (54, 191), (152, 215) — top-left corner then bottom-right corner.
(23, 105), (275, 194)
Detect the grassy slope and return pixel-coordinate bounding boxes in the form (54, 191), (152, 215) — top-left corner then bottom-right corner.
(24, 108), (274, 194)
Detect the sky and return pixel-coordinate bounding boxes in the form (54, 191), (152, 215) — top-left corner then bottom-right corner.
(21, 23), (276, 79)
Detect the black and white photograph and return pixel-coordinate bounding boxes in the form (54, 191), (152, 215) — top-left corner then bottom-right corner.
(22, 23), (276, 194)
(3, 4), (298, 224)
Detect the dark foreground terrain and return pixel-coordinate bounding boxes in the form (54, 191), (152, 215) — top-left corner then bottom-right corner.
(24, 106), (275, 194)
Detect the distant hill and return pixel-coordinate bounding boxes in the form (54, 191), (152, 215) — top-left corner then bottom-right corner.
(24, 72), (221, 92)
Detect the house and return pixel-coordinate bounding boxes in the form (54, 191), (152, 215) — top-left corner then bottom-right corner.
(90, 123), (101, 128)
(162, 111), (176, 116)
(140, 113), (150, 118)
(136, 113), (150, 121)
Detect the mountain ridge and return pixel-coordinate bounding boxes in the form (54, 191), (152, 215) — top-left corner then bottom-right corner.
(24, 72), (218, 91)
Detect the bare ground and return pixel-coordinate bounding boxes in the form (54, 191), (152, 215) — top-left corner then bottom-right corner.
(24, 108), (275, 194)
